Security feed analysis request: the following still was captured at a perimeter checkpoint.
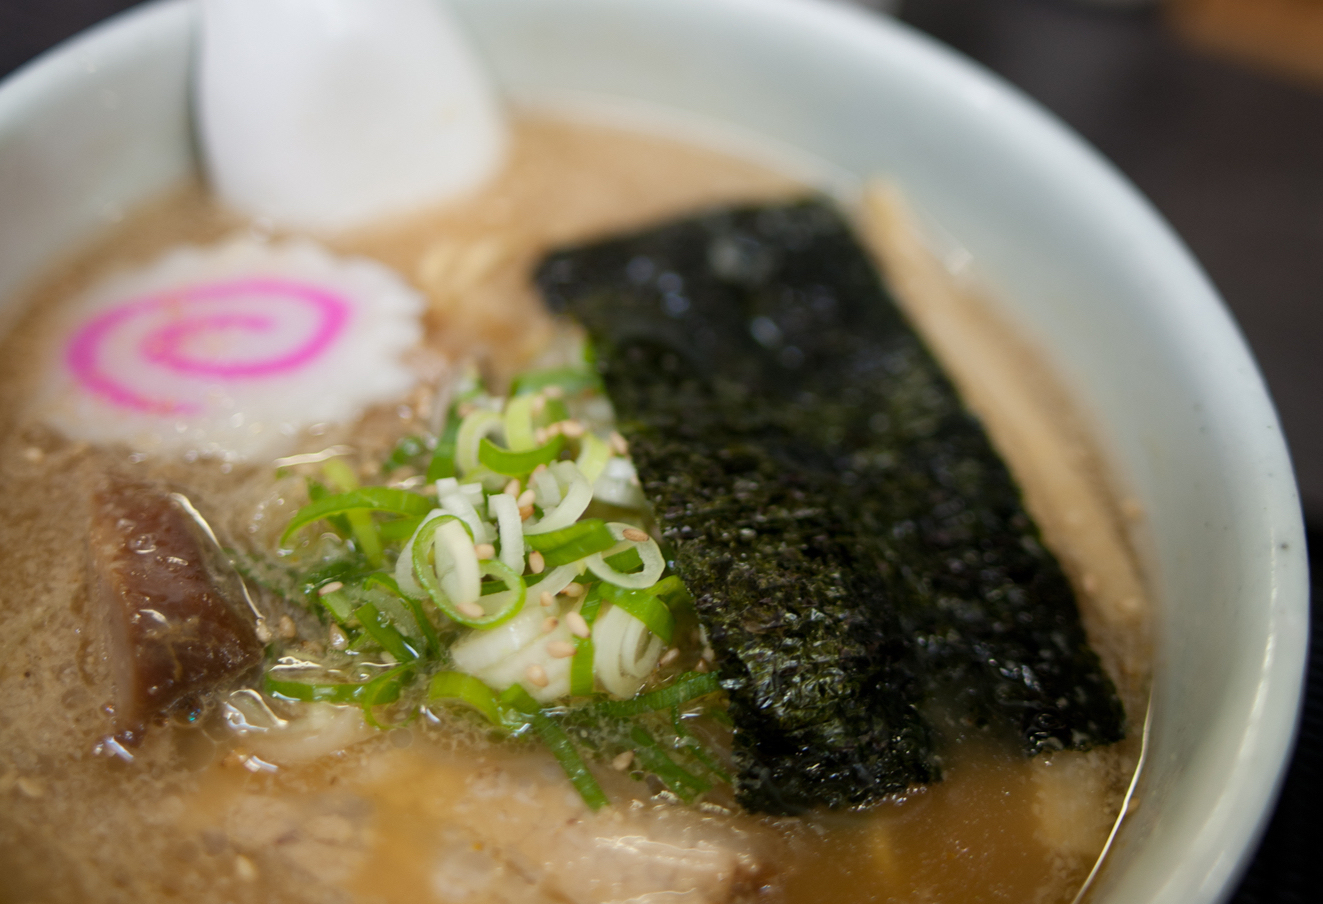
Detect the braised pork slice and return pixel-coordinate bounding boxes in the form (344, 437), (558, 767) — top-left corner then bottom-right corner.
(338, 750), (784, 904)
(89, 479), (262, 739)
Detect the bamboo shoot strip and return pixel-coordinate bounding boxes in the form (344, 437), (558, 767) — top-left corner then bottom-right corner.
(537, 199), (1125, 814)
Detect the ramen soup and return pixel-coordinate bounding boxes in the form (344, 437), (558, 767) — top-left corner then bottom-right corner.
(0, 119), (1150, 904)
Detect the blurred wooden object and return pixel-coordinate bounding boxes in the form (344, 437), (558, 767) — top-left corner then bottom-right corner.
(1169, 0), (1323, 88)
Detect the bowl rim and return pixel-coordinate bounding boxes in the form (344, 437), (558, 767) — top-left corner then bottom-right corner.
(0, 2), (1309, 903)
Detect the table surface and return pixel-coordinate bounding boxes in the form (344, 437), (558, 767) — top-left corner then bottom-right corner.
(2, 1), (1318, 901)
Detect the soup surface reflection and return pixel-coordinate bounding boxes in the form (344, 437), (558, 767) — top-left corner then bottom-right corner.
(0, 118), (1148, 904)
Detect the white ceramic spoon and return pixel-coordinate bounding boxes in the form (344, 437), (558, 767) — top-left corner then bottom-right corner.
(196, 0), (507, 231)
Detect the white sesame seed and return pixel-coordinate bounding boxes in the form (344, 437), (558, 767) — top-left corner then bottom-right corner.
(474, 543), (496, 559)
(329, 624), (348, 650)
(545, 421), (563, 437)
(517, 489), (536, 508)
(278, 615), (297, 640)
(528, 550), (545, 574)
(534, 428), (548, 445)
(234, 855), (258, 882)
(540, 591), (555, 608)
(659, 647), (680, 666)
(559, 420), (585, 438)
(457, 601), (485, 619)
(531, 395), (547, 416)
(531, 463), (548, 476)
(542, 616), (559, 633)
(457, 402), (475, 418)
(525, 664), (549, 688)
(503, 478), (521, 497)
(609, 431), (629, 455)
(611, 750), (635, 771)
(519, 504), (535, 521)
(317, 581), (344, 596)
(544, 385), (564, 399)
(547, 640), (576, 658)
(562, 582), (585, 598)
(566, 612), (591, 638)
(621, 527), (649, 543)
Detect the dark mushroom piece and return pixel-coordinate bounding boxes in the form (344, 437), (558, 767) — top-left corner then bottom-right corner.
(88, 478), (264, 743)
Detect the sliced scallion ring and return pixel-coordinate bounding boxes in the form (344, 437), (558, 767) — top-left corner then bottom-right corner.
(502, 394), (538, 452)
(592, 603), (664, 698)
(600, 584), (675, 645)
(524, 461), (592, 535)
(455, 409), (504, 475)
(395, 509), (447, 599)
(584, 522), (665, 589)
(576, 432), (611, 485)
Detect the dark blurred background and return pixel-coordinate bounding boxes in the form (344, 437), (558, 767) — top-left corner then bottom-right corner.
(1, 0), (1318, 900)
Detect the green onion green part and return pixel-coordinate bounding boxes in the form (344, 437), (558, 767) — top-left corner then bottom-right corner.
(265, 674), (403, 705)
(533, 712), (609, 811)
(593, 672), (721, 719)
(477, 434), (565, 477)
(600, 584), (675, 645)
(353, 603), (419, 662)
(428, 671), (505, 727)
(523, 518), (617, 567)
(281, 487), (434, 545)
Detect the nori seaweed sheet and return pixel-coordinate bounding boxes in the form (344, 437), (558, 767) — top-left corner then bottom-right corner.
(536, 199), (1125, 814)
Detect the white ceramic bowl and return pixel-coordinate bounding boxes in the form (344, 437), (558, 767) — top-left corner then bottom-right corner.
(0, 2), (1308, 902)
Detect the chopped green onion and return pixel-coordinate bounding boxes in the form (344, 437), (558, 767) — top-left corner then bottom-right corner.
(600, 584), (675, 645)
(305, 479), (352, 535)
(503, 394), (538, 452)
(378, 516), (423, 542)
(603, 546), (643, 574)
(541, 397), (570, 426)
(575, 432), (611, 485)
(363, 587), (423, 646)
(523, 518), (616, 567)
(318, 588), (355, 625)
(428, 671), (505, 727)
(499, 683), (541, 716)
(281, 487), (433, 545)
(570, 588), (605, 697)
(365, 573), (440, 656)
(583, 522), (665, 589)
(649, 575), (695, 610)
(321, 460), (382, 566)
(629, 726), (710, 802)
(570, 635), (596, 696)
(510, 366), (603, 398)
(592, 672), (721, 719)
(412, 517), (525, 628)
(533, 712), (608, 811)
(455, 409), (503, 475)
(265, 674), (403, 705)
(353, 603), (419, 662)
(477, 434), (565, 477)
(360, 664), (414, 729)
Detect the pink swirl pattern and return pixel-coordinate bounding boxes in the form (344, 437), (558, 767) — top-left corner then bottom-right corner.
(66, 278), (351, 415)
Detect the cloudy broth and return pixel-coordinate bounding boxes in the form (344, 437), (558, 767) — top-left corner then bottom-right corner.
(0, 118), (1148, 904)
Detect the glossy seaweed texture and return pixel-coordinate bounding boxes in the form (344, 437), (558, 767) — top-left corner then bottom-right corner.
(537, 200), (1125, 814)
